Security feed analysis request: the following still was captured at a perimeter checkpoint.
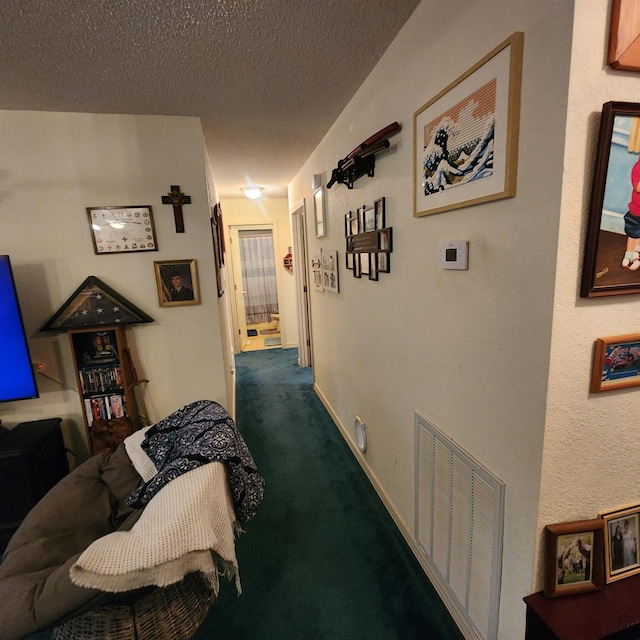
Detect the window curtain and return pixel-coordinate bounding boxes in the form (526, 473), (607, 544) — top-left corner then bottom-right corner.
(239, 231), (279, 324)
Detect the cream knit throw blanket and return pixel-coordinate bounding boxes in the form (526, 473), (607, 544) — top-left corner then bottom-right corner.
(70, 427), (239, 594)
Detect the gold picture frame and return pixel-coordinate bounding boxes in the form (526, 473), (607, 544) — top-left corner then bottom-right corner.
(413, 32), (523, 217)
(154, 259), (200, 307)
(600, 503), (640, 583)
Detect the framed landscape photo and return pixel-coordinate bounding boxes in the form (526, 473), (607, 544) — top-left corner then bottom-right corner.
(600, 503), (640, 583)
(544, 519), (604, 598)
(87, 206), (157, 254)
(413, 32), (523, 217)
(590, 333), (640, 393)
(154, 259), (200, 307)
(581, 102), (640, 297)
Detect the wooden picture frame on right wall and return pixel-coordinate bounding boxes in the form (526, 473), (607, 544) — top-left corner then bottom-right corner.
(608, 0), (640, 71)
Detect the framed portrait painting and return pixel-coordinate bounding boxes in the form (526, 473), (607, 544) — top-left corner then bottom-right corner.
(154, 259), (200, 307)
(544, 519), (604, 598)
(581, 102), (640, 297)
(413, 32), (523, 217)
(600, 503), (640, 583)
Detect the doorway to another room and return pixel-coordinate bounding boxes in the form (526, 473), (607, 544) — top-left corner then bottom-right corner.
(229, 225), (282, 353)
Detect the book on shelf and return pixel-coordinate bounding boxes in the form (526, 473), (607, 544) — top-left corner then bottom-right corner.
(84, 393), (127, 425)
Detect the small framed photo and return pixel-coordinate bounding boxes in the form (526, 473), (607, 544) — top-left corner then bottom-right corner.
(377, 252), (390, 273)
(345, 210), (359, 236)
(369, 254), (379, 281)
(314, 186), (326, 238)
(363, 206), (376, 232)
(374, 197), (386, 229)
(360, 252), (370, 276)
(154, 260), (200, 307)
(590, 333), (640, 393)
(379, 228), (393, 252)
(544, 519), (604, 598)
(87, 206), (158, 254)
(321, 250), (339, 294)
(353, 254), (362, 278)
(600, 503), (640, 583)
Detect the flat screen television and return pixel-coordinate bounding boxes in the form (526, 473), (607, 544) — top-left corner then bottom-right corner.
(0, 255), (39, 402)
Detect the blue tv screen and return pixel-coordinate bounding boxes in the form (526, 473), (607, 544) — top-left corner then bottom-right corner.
(0, 256), (38, 402)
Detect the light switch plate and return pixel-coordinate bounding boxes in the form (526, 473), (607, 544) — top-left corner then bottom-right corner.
(440, 240), (468, 270)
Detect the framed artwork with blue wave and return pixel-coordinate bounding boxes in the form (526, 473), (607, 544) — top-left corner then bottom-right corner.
(413, 32), (523, 217)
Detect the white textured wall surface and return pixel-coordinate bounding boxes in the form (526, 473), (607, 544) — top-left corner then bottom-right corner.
(536, 0), (640, 587)
(0, 110), (227, 458)
(289, 1), (574, 638)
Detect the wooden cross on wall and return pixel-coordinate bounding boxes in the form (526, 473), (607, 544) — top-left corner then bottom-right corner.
(161, 185), (191, 233)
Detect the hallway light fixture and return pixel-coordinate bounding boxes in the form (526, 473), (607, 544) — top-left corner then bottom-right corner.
(242, 186), (263, 200)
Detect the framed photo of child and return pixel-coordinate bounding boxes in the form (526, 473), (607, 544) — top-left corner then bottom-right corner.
(582, 102), (640, 297)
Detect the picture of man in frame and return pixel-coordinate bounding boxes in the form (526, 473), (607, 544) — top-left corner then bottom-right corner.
(159, 263), (194, 302)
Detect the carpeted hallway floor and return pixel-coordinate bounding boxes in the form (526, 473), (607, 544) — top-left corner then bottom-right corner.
(194, 348), (463, 640)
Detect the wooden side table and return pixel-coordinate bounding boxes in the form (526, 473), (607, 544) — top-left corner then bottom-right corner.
(524, 573), (640, 639)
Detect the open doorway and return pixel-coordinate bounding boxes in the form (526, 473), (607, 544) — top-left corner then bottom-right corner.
(229, 225), (281, 352)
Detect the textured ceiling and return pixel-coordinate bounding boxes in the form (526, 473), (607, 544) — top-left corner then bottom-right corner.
(0, 0), (420, 198)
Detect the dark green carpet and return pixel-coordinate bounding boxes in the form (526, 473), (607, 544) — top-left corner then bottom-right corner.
(194, 348), (463, 640)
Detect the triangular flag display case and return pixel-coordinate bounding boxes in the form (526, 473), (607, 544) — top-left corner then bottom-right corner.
(41, 276), (153, 455)
(40, 276), (153, 332)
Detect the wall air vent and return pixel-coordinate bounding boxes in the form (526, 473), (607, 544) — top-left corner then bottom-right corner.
(415, 413), (505, 640)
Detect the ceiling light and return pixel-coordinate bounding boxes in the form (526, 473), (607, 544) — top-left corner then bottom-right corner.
(242, 187), (263, 200)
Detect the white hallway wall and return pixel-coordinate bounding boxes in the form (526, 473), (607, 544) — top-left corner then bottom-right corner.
(0, 110), (228, 459)
(289, 1), (574, 638)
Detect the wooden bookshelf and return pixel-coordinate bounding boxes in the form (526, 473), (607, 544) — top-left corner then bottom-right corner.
(69, 326), (140, 455)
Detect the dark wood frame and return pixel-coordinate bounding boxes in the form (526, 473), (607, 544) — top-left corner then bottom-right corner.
(590, 333), (640, 393)
(544, 519), (604, 598)
(581, 102), (640, 297)
(374, 197), (386, 229)
(210, 203), (225, 297)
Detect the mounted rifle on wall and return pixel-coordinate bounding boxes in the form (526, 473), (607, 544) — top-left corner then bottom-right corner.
(327, 122), (402, 189)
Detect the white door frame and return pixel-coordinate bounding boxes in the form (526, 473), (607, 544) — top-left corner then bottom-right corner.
(291, 200), (312, 367)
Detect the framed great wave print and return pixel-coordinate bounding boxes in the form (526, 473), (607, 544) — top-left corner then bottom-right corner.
(413, 32), (523, 217)
(581, 102), (640, 297)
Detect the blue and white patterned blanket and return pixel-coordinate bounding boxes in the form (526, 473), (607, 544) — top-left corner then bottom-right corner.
(126, 400), (265, 523)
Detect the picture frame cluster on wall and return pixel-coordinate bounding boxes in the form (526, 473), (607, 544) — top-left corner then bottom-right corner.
(345, 197), (392, 281)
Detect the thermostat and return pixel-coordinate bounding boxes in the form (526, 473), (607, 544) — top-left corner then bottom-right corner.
(440, 240), (468, 270)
